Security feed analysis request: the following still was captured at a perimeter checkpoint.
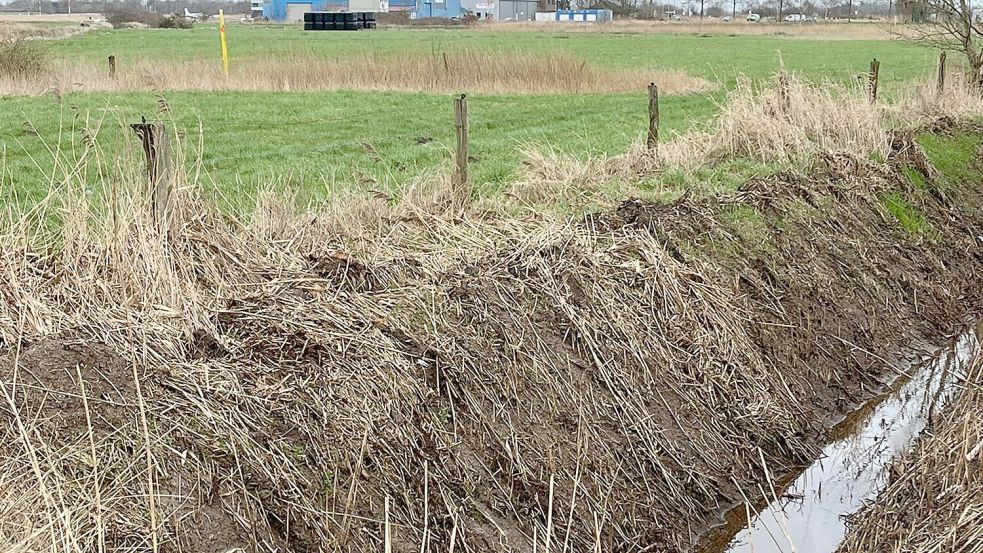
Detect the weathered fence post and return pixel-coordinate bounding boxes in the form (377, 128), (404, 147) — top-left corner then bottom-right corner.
(108, 55), (116, 79)
(452, 94), (470, 207)
(130, 118), (171, 227)
(647, 82), (660, 151)
(937, 51), (947, 96)
(868, 58), (880, 103)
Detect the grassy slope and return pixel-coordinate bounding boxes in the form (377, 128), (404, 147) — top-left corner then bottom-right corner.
(1, 26), (939, 208)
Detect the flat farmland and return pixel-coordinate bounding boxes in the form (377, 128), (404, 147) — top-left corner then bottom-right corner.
(0, 22), (941, 209)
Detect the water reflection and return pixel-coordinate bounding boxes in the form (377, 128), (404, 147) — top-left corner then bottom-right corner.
(720, 331), (978, 553)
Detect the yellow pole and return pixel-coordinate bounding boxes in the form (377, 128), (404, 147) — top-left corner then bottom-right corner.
(219, 9), (229, 77)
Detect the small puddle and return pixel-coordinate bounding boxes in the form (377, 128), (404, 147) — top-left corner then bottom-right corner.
(699, 326), (980, 553)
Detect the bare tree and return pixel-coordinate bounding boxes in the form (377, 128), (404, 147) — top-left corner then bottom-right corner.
(902, 0), (983, 86)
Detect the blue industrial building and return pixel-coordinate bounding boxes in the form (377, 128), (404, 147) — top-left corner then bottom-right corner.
(411, 0), (464, 19)
(264, 0), (414, 21)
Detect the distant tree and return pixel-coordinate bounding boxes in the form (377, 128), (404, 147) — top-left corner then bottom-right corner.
(898, 0), (931, 20)
(756, 0), (777, 16)
(706, 0), (725, 16)
(901, 0), (983, 86)
(603, 0), (637, 16)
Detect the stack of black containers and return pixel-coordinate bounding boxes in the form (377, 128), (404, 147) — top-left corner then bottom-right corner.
(304, 12), (377, 30)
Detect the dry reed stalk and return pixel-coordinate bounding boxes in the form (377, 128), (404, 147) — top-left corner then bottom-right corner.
(0, 50), (716, 96)
(0, 21), (93, 41)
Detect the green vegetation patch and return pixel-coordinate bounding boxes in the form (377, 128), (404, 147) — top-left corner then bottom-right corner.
(917, 131), (983, 189)
(721, 204), (777, 256)
(881, 191), (937, 239)
(45, 27), (933, 91)
(901, 164), (930, 190)
(0, 90), (718, 211)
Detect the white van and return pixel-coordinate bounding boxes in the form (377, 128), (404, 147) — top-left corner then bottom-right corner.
(746, 12), (761, 21)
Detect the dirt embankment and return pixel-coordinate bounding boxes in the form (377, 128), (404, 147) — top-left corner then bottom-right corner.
(1, 129), (982, 552)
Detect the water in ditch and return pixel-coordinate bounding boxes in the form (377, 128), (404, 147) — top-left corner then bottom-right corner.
(701, 326), (980, 553)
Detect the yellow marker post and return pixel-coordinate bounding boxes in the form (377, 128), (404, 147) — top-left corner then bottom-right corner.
(219, 9), (229, 77)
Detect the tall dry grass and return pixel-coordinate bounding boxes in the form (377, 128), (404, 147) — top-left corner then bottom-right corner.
(0, 20), (96, 42)
(510, 70), (983, 210)
(0, 50), (716, 95)
(510, 73), (893, 206)
(0, 39), (50, 80)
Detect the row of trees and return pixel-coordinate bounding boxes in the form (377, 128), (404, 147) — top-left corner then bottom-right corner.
(594, 0), (913, 19)
(2, 0), (249, 15)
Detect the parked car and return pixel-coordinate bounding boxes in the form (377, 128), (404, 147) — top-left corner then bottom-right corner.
(784, 13), (803, 21)
(746, 12), (760, 21)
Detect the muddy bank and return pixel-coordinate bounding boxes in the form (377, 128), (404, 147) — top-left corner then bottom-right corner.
(1, 132), (982, 551)
(837, 322), (983, 552)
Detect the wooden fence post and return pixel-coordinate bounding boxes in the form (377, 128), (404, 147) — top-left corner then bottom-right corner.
(108, 55), (116, 79)
(868, 58), (880, 103)
(647, 82), (660, 151)
(130, 118), (171, 227)
(453, 94), (470, 207)
(937, 51), (947, 96)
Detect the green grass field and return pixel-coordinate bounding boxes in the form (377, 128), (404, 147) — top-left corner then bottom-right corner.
(0, 24), (943, 209)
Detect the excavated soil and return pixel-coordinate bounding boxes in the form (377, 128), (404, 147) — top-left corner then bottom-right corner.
(1, 131), (982, 552)
(0, 339), (247, 552)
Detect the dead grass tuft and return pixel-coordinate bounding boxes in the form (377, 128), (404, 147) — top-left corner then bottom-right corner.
(706, 75), (890, 163)
(905, 74), (983, 121)
(0, 39), (50, 81)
